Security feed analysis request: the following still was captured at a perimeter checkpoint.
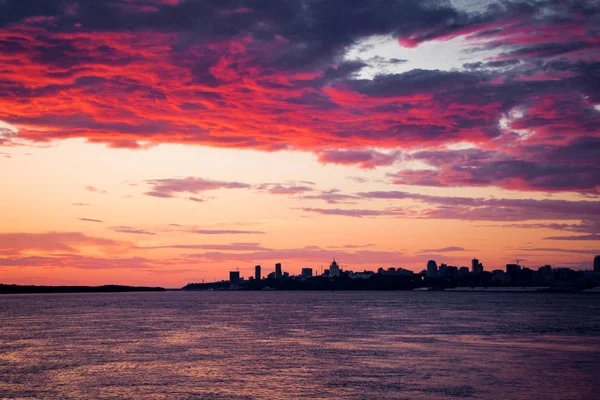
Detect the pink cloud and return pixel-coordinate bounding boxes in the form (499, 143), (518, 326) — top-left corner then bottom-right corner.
(299, 207), (407, 218)
(256, 183), (314, 195)
(317, 149), (402, 169)
(0, 254), (154, 269)
(0, 232), (131, 255)
(144, 177), (250, 198)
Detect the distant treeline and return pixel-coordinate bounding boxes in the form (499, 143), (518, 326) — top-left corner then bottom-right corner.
(0, 284), (166, 294)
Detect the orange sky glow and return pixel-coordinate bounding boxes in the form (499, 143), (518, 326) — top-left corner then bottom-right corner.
(0, 0), (598, 286)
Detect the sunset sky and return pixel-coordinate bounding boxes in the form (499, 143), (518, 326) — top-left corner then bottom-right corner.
(0, 0), (598, 287)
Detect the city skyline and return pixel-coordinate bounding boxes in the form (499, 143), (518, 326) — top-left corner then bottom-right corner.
(0, 0), (599, 287)
(217, 255), (600, 284)
(177, 255), (600, 293)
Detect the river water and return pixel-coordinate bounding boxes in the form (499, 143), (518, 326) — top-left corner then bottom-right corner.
(1, 291), (598, 399)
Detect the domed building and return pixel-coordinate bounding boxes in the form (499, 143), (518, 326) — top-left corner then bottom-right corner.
(329, 259), (341, 278)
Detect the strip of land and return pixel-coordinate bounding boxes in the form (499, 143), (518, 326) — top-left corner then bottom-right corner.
(0, 284), (166, 294)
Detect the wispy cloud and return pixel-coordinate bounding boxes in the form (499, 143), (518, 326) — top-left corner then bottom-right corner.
(418, 246), (467, 253)
(256, 183), (314, 195)
(191, 229), (266, 235)
(78, 218), (104, 223)
(0, 255), (153, 269)
(543, 234), (600, 241)
(112, 226), (156, 236)
(299, 207), (406, 218)
(0, 232), (130, 255)
(84, 186), (107, 194)
(144, 177), (250, 198)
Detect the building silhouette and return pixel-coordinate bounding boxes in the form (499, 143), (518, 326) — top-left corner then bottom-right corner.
(183, 253), (600, 292)
(301, 268), (313, 278)
(255, 265), (261, 281)
(229, 271), (240, 284)
(329, 259), (341, 278)
(439, 263), (448, 278)
(427, 260), (438, 278)
(506, 264), (521, 286)
(471, 258), (484, 274)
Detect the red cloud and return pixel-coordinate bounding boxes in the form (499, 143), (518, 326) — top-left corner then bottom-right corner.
(0, 1), (597, 194)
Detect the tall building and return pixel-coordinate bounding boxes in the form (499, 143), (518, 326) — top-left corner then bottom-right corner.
(229, 271), (240, 284)
(595, 255), (600, 273)
(438, 263), (448, 278)
(471, 258), (484, 274)
(427, 260), (438, 278)
(538, 265), (552, 276)
(255, 265), (261, 281)
(506, 264), (521, 286)
(301, 268), (313, 278)
(275, 263), (282, 279)
(329, 259), (341, 278)
(446, 266), (458, 279)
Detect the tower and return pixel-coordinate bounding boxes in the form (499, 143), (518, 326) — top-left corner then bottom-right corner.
(427, 260), (438, 278)
(471, 258), (483, 274)
(255, 265), (261, 281)
(275, 263), (282, 279)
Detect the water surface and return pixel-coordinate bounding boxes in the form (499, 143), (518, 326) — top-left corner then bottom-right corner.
(1, 291), (598, 399)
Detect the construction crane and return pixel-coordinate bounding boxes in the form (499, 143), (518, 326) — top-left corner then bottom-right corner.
(516, 259), (525, 265)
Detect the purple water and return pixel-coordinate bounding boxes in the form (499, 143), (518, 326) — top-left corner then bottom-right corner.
(1, 291), (599, 399)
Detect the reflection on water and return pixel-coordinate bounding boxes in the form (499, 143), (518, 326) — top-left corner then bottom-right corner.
(0, 292), (598, 399)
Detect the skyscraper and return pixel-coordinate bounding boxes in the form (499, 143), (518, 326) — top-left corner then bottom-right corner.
(255, 265), (261, 281)
(301, 268), (313, 278)
(427, 260), (438, 278)
(438, 263), (448, 278)
(275, 263), (282, 279)
(506, 264), (521, 286)
(594, 255), (600, 273)
(471, 258), (484, 274)
(229, 271), (240, 284)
